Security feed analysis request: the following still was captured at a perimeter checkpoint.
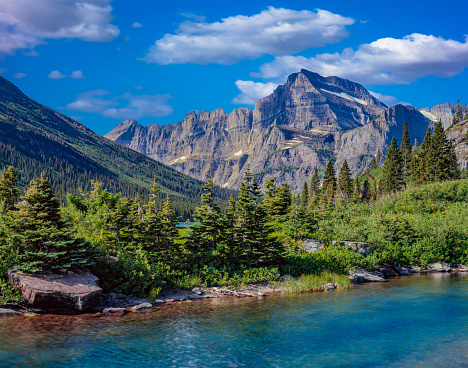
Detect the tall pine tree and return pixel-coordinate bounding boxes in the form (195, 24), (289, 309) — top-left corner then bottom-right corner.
(379, 137), (403, 194)
(337, 160), (352, 201)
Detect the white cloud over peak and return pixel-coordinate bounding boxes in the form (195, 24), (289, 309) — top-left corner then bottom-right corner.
(66, 90), (173, 120)
(231, 80), (278, 105)
(0, 0), (119, 54)
(254, 33), (468, 85)
(369, 91), (411, 107)
(144, 7), (354, 65)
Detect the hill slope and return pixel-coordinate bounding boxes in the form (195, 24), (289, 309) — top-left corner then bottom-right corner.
(0, 77), (234, 218)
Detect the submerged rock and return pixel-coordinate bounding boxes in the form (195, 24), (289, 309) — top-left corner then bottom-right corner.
(8, 268), (102, 313)
(129, 303), (154, 313)
(0, 308), (21, 316)
(349, 268), (386, 283)
(103, 307), (125, 317)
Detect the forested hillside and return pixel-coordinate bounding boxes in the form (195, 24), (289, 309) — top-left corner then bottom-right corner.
(0, 77), (235, 218)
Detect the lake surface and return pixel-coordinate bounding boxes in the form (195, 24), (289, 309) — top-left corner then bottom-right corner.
(1, 273), (468, 367)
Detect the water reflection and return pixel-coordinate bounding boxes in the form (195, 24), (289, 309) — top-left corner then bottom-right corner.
(1, 273), (468, 367)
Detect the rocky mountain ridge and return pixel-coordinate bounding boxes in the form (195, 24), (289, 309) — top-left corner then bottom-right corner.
(106, 69), (454, 190)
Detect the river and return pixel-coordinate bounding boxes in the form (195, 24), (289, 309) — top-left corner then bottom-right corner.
(1, 273), (468, 367)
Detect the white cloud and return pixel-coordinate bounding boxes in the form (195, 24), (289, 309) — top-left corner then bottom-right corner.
(255, 33), (468, 85)
(12, 72), (26, 78)
(144, 7), (354, 65)
(369, 91), (411, 107)
(48, 70), (67, 79)
(0, 0), (119, 54)
(180, 12), (206, 23)
(66, 90), (174, 119)
(71, 70), (86, 79)
(231, 80), (279, 105)
(49, 70), (86, 79)
(132, 22), (143, 28)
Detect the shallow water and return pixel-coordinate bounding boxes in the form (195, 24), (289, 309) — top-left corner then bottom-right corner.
(1, 273), (468, 367)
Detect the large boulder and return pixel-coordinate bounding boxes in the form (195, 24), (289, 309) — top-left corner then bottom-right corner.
(301, 239), (325, 253)
(8, 268), (102, 313)
(332, 241), (371, 257)
(427, 262), (452, 272)
(349, 268), (386, 283)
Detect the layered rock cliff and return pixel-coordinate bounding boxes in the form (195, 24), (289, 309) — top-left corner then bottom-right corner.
(105, 69), (448, 190)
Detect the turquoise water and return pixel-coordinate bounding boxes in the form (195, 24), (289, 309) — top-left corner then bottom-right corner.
(1, 273), (468, 367)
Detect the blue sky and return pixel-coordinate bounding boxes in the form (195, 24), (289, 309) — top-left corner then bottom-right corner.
(2, 0), (468, 135)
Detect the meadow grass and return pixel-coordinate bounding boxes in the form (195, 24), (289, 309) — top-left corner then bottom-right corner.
(279, 271), (351, 293)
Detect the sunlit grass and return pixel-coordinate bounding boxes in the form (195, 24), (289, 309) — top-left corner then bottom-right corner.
(279, 271), (351, 293)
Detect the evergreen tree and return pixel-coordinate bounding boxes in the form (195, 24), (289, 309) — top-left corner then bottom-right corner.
(376, 148), (382, 167)
(322, 160), (336, 193)
(410, 128), (432, 185)
(236, 171), (283, 267)
(427, 120), (460, 182)
(9, 174), (97, 273)
(309, 168), (320, 197)
(379, 137), (403, 194)
(159, 195), (179, 250)
(353, 178), (361, 202)
(361, 178), (371, 202)
(337, 160), (353, 201)
(0, 166), (20, 213)
(301, 182), (309, 210)
(142, 179), (162, 254)
(400, 121), (412, 183)
(186, 174), (224, 269)
(263, 179), (291, 217)
(369, 156), (377, 171)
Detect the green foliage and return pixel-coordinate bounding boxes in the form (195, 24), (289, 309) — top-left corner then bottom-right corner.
(337, 160), (352, 202)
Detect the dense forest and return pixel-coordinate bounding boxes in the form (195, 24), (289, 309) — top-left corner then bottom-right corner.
(0, 116), (467, 304)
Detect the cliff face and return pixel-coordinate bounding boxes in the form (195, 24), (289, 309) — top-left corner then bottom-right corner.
(420, 102), (458, 129)
(447, 119), (468, 171)
(105, 69), (447, 190)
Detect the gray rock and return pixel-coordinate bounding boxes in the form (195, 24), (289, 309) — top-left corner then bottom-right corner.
(7, 268), (102, 313)
(191, 287), (204, 295)
(349, 268), (386, 283)
(189, 294), (204, 300)
(326, 283), (336, 290)
(373, 265), (397, 277)
(164, 299), (175, 303)
(257, 291), (266, 296)
(428, 262), (452, 272)
(129, 303), (154, 313)
(456, 264), (468, 271)
(332, 241), (371, 257)
(153, 299), (165, 303)
(0, 308), (20, 316)
(302, 239), (324, 253)
(408, 266), (427, 273)
(394, 266), (411, 276)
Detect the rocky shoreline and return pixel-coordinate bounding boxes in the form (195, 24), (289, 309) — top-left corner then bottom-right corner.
(1, 262), (468, 318)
